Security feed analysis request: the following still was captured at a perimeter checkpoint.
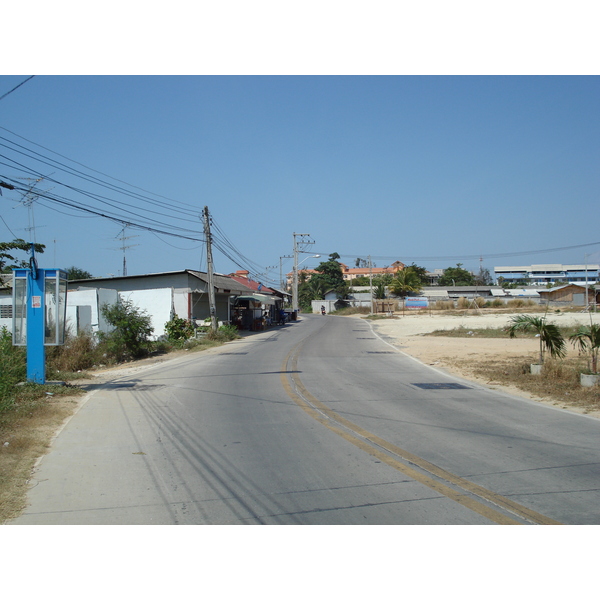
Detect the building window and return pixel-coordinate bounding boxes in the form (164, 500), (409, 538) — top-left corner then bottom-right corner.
(0, 304), (13, 319)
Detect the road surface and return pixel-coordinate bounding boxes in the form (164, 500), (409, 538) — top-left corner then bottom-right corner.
(9, 314), (600, 524)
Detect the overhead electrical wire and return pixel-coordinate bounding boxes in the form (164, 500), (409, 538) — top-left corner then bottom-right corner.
(0, 125), (198, 211)
(0, 127), (275, 276)
(1, 175), (205, 242)
(209, 214), (279, 284)
(326, 241), (600, 265)
(0, 140), (201, 221)
(0, 163), (204, 237)
(0, 76), (35, 103)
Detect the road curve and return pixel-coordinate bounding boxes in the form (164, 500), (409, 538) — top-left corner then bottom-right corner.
(9, 314), (600, 524)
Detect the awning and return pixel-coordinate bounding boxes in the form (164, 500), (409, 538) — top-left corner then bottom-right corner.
(235, 294), (277, 306)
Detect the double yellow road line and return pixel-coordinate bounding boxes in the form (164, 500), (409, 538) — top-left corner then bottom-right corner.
(280, 341), (561, 525)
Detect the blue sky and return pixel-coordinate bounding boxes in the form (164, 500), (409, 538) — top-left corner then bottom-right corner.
(1, 75), (599, 286)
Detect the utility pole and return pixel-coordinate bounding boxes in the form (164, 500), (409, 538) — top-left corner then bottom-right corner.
(280, 255), (293, 292)
(17, 177), (51, 244)
(116, 225), (139, 277)
(203, 206), (218, 332)
(369, 255), (374, 314)
(585, 253), (589, 311)
(292, 233), (314, 314)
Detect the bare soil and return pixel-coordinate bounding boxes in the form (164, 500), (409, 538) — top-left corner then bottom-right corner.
(370, 310), (600, 419)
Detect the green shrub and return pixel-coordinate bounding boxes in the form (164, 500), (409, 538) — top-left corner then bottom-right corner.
(485, 298), (505, 308)
(204, 323), (239, 342)
(97, 299), (154, 362)
(0, 326), (26, 411)
(164, 315), (195, 346)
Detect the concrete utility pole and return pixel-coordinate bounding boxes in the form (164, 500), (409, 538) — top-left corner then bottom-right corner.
(280, 255), (293, 292)
(584, 254), (589, 311)
(292, 233), (314, 314)
(203, 206), (218, 332)
(369, 255), (374, 314)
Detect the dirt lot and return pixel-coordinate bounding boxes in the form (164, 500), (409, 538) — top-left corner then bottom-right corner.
(369, 310), (600, 419)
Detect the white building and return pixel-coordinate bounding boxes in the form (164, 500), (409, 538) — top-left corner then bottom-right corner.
(494, 264), (600, 286)
(67, 270), (256, 339)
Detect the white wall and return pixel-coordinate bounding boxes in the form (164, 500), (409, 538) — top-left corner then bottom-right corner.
(119, 288), (173, 339)
(0, 297), (11, 332)
(66, 288), (119, 336)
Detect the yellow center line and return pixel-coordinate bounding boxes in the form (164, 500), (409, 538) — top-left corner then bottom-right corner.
(280, 341), (561, 526)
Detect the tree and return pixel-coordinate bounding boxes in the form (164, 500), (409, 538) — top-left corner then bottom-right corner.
(373, 281), (387, 299)
(406, 263), (430, 286)
(98, 299), (154, 361)
(506, 315), (566, 364)
(299, 277), (328, 310)
(311, 253), (347, 296)
(569, 324), (600, 374)
(298, 253), (349, 311)
(374, 273), (394, 287)
(0, 239), (45, 273)
(66, 266), (93, 280)
(350, 275), (370, 286)
(389, 266), (423, 298)
(438, 263), (475, 286)
(475, 266), (493, 286)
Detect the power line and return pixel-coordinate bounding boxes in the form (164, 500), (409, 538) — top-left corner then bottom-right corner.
(0, 128), (281, 279)
(0, 125), (197, 211)
(0, 176), (205, 242)
(0, 213), (18, 238)
(0, 168), (205, 237)
(0, 145), (200, 223)
(0, 76), (35, 102)
(322, 241), (600, 264)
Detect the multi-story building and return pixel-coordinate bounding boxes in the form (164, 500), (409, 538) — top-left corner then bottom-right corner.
(494, 264), (600, 286)
(288, 261), (406, 286)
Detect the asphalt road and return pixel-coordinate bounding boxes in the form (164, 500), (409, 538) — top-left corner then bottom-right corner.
(9, 314), (600, 524)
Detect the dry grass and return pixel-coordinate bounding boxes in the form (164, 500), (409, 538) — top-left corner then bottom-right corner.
(448, 353), (600, 414)
(423, 323), (600, 412)
(0, 388), (83, 523)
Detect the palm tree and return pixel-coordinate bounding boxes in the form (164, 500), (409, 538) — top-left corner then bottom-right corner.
(373, 281), (387, 300)
(389, 267), (422, 298)
(506, 315), (566, 364)
(569, 323), (600, 374)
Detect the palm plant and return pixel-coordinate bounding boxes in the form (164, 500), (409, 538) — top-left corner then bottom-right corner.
(389, 267), (422, 298)
(506, 315), (566, 364)
(569, 323), (600, 374)
(373, 281), (387, 299)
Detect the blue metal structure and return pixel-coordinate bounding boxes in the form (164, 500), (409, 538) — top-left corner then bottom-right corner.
(12, 247), (67, 383)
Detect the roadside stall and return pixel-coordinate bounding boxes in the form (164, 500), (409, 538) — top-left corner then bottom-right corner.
(233, 293), (277, 330)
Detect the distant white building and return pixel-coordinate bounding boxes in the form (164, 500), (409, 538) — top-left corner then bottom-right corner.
(494, 264), (600, 286)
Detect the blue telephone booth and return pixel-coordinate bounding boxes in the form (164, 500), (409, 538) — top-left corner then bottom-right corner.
(13, 267), (68, 384)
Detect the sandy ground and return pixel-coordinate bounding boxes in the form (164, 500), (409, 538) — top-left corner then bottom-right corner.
(368, 310), (600, 419)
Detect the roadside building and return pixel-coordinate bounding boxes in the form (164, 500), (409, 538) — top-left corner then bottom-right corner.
(538, 284), (599, 307)
(67, 270), (254, 339)
(227, 270), (288, 329)
(289, 260), (406, 286)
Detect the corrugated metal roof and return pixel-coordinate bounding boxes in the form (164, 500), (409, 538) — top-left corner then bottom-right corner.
(424, 290), (450, 298)
(506, 289), (540, 297)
